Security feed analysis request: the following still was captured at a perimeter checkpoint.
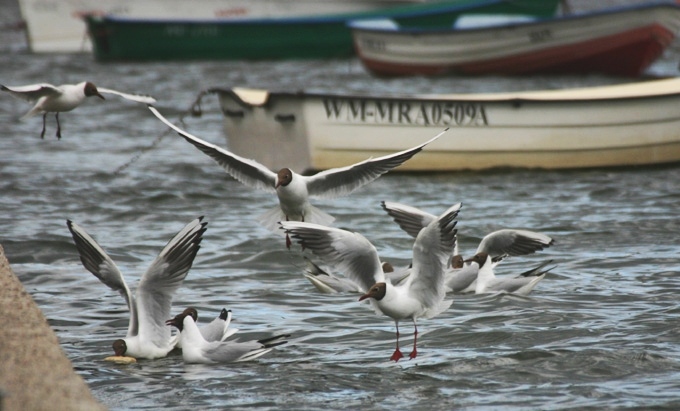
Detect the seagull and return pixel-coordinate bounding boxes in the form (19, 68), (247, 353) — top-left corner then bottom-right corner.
(380, 201), (554, 292)
(281, 202), (460, 362)
(66, 217), (207, 359)
(166, 307), (289, 364)
(170, 307), (237, 349)
(147, 105), (445, 248)
(1, 81), (156, 139)
(465, 252), (554, 295)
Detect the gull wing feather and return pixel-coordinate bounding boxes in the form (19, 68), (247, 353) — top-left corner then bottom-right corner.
(203, 340), (266, 363)
(406, 203), (460, 310)
(136, 217), (207, 347)
(304, 129), (446, 198)
(486, 275), (544, 294)
(66, 220), (138, 337)
(280, 222), (384, 292)
(199, 309), (233, 343)
(477, 229), (554, 263)
(380, 201), (437, 238)
(98, 87), (157, 104)
(302, 257), (362, 293)
(204, 333), (288, 363)
(516, 260), (555, 278)
(148, 105), (276, 192)
(1, 83), (61, 102)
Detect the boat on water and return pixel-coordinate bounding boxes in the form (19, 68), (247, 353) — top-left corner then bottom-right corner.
(210, 77), (680, 172)
(81, 0), (560, 61)
(17, 0), (427, 53)
(350, 1), (680, 77)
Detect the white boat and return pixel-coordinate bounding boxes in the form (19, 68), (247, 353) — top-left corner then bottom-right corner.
(350, 2), (680, 77)
(16, 0), (422, 53)
(214, 77), (680, 172)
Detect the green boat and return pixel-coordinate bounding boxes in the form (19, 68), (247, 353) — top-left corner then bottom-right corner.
(84, 0), (561, 62)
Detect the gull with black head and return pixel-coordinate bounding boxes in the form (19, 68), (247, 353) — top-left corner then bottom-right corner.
(66, 217), (206, 359)
(166, 307), (290, 364)
(148, 105), (444, 248)
(1, 81), (156, 139)
(281, 202), (460, 361)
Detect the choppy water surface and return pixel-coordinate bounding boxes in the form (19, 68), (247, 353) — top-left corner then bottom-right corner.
(3, 15), (680, 410)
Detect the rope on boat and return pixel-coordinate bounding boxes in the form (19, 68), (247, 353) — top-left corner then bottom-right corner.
(113, 88), (218, 175)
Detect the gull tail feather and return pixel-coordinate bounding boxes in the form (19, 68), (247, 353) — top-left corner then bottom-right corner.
(258, 205), (335, 235)
(424, 299), (454, 319)
(257, 206), (287, 235)
(304, 205), (335, 227)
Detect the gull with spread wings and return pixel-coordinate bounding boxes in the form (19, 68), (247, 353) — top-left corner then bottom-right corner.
(66, 217), (206, 359)
(281, 202), (460, 361)
(148, 105), (445, 248)
(381, 201), (554, 293)
(2, 81), (156, 139)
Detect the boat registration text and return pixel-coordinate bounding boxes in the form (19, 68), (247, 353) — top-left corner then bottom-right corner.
(323, 98), (488, 127)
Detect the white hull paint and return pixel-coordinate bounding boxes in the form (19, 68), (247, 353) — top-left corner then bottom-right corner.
(217, 78), (680, 172)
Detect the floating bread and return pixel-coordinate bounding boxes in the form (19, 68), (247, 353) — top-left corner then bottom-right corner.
(104, 356), (137, 364)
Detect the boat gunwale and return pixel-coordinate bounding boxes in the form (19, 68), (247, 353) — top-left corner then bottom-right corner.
(80, 0), (556, 26)
(348, 1), (680, 35)
(215, 78), (680, 108)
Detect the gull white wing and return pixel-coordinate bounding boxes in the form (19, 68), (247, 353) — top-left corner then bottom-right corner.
(380, 200), (437, 238)
(280, 222), (384, 292)
(486, 260), (555, 295)
(477, 229), (554, 263)
(180, 316), (288, 364)
(148, 105), (277, 192)
(302, 256), (363, 293)
(135, 217), (207, 348)
(444, 264), (478, 293)
(1, 83), (61, 102)
(200, 308), (237, 342)
(404, 203), (460, 312)
(66, 220), (138, 337)
(304, 129), (446, 199)
(98, 87), (157, 104)
(204, 334), (289, 363)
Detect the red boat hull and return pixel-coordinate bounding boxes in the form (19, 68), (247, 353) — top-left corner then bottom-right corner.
(358, 24), (675, 77)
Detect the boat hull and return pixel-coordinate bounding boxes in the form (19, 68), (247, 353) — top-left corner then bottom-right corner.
(352, 3), (680, 77)
(216, 78), (680, 172)
(17, 0), (423, 53)
(82, 0), (560, 61)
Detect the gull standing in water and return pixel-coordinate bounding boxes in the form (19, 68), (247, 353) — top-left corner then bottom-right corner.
(148, 105), (445, 248)
(166, 307), (289, 364)
(281, 202), (460, 361)
(66, 217), (207, 359)
(380, 201), (554, 292)
(1, 81), (156, 139)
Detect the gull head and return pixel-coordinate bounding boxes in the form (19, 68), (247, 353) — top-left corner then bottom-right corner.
(464, 252), (489, 268)
(359, 282), (387, 302)
(84, 81), (105, 100)
(275, 168), (293, 188)
(451, 255), (464, 269)
(112, 339), (127, 356)
(166, 307), (199, 331)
